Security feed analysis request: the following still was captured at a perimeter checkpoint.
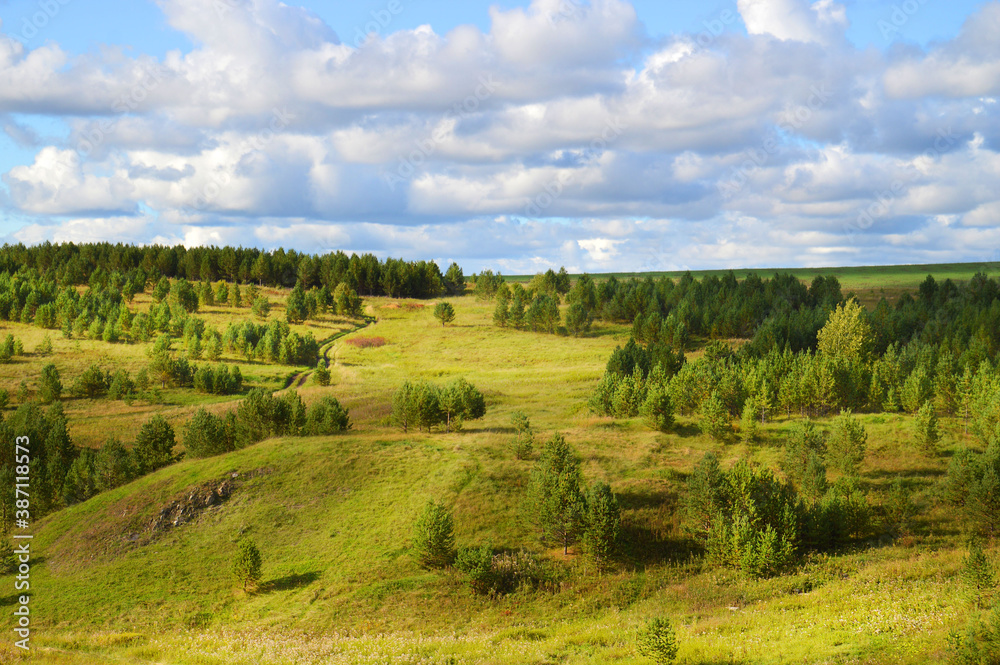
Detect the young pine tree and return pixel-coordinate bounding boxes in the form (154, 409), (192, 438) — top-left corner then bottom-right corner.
(827, 409), (868, 476)
(530, 434), (586, 554)
(413, 500), (456, 568)
(583, 482), (621, 571)
(232, 539), (263, 592)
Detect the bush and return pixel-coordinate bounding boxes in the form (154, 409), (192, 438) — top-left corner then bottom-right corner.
(636, 617), (679, 665)
(455, 546), (551, 596)
(232, 539), (263, 591)
(413, 500), (455, 568)
(303, 396), (351, 435)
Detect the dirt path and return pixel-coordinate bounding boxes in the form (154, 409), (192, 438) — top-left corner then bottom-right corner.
(280, 316), (375, 390)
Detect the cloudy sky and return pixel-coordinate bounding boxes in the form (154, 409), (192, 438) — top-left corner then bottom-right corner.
(0, 0), (997, 273)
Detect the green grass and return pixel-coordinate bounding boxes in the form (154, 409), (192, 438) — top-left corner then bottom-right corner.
(0, 288), (984, 664)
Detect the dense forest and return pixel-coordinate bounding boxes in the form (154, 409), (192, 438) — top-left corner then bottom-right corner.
(0, 241), (464, 298)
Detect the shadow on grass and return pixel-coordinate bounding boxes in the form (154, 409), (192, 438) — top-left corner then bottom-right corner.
(262, 571), (321, 593)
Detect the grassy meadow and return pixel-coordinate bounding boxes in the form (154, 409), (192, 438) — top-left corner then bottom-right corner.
(0, 263), (991, 664)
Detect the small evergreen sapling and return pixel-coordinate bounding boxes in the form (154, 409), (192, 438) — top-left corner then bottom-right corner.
(413, 500), (456, 568)
(232, 538), (263, 592)
(637, 617), (679, 664)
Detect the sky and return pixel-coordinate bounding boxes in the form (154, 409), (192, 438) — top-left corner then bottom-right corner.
(0, 0), (997, 274)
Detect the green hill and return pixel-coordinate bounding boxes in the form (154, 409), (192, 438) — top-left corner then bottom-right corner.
(1, 292), (977, 664)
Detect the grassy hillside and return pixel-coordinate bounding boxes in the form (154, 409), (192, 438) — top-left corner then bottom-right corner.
(506, 261), (1000, 303)
(0, 292), (981, 664)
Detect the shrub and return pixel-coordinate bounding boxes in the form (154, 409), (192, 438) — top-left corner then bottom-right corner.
(345, 337), (387, 349)
(455, 546), (551, 596)
(413, 500), (455, 568)
(303, 396), (351, 435)
(636, 617), (679, 665)
(232, 539), (263, 591)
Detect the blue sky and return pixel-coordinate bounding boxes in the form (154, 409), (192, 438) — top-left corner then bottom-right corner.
(0, 0), (998, 272)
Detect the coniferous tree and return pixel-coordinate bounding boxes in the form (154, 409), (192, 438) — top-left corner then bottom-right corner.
(530, 434), (586, 554)
(413, 500), (456, 568)
(583, 481), (621, 570)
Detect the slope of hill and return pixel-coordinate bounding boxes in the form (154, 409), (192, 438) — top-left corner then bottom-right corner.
(0, 293), (977, 664)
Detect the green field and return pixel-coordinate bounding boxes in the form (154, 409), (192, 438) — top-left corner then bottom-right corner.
(506, 261), (1000, 293)
(0, 270), (985, 665)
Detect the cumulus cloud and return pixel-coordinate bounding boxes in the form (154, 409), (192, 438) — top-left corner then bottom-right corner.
(0, 0), (999, 271)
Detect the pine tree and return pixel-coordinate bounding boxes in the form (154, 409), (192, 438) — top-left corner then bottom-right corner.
(530, 434), (586, 554)
(583, 482), (621, 571)
(413, 500), (456, 568)
(827, 409), (868, 475)
(434, 302), (456, 326)
(232, 539), (263, 592)
(314, 360), (331, 386)
(699, 392), (731, 442)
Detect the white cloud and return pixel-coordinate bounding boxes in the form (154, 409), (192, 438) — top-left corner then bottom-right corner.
(0, 0), (998, 271)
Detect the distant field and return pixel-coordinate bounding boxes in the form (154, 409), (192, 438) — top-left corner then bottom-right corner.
(505, 261), (1000, 293)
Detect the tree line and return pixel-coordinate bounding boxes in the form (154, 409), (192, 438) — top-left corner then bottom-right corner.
(0, 242), (465, 298)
